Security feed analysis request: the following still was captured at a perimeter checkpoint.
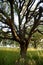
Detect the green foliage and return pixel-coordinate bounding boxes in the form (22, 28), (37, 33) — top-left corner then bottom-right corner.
(38, 25), (43, 31)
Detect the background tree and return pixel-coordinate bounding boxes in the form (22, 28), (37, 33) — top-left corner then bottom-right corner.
(0, 0), (43, 61)
(30, 32), (43, 48)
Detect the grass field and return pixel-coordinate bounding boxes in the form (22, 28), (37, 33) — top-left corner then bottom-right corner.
(0, 47), (43, 65)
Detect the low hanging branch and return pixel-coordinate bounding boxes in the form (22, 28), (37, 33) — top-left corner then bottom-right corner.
(0, 36), (14, 40)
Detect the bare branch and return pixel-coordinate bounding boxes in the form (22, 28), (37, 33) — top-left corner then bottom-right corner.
(37, 29), (43, 35)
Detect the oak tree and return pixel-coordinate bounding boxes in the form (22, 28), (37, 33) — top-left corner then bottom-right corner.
(0, 0), (43, 59)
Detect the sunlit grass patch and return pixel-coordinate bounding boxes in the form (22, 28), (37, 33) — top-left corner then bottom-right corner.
(0, 47), (20, 52)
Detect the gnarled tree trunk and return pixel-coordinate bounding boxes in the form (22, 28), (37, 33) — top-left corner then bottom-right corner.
(20, 46), (27, 58)
(18, 42), (28, 65)
(20, 44), (27, 59)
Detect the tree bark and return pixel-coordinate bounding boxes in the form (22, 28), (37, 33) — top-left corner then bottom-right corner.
(17, 42), (28, 65)
(20, 43), (27, 59)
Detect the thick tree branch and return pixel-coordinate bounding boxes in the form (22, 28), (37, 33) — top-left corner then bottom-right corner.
(25, 4), (42, 46)
(0, 15), (20, 42)
(10, 1), (14, 23)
